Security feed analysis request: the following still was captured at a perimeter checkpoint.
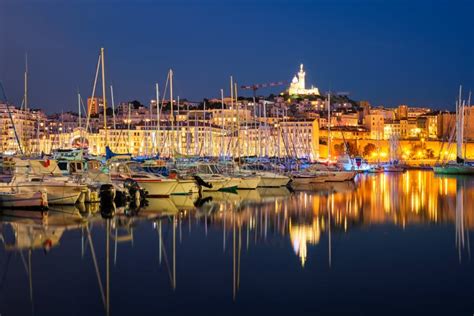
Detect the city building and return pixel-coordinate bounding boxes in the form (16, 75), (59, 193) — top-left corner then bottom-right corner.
(87, 97), (104, 115)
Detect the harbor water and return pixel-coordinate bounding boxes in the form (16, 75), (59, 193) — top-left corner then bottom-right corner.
(1, 171), (473, 315)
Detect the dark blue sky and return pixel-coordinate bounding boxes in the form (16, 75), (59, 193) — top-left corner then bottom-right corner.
(1, 0), (473, 113)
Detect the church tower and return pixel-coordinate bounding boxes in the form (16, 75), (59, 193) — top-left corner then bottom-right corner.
(298, 64), (306, 90)
(287, 63), (319, 96)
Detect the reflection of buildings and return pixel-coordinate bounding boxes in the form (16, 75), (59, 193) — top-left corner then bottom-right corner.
(190, 172), (474, 266)
(289, 219), (321, 266)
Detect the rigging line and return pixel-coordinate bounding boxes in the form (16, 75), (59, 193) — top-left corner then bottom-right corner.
(157, 73), (170, 156)
(158, 225), (174, 286)
(86, 225), (106, 307)
(19, 250), (29, 275)
(85, 54), (101, 141)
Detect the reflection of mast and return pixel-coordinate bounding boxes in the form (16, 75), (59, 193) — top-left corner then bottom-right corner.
(223, 206), (226, 252)
(232, 212), (241, 300)
(238, 220), (241, 292)
(86, 225), (106, 310)
(328, 192), (332, 268)
(173, 215), (176, 290)
(157, 220), (162, 265)
(233, 212), (236, 300)
(28, 249), (33, 314)
(455, 179), (470, 262)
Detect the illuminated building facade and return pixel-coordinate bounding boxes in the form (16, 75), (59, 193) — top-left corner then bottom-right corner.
(288, 64), (320, 96)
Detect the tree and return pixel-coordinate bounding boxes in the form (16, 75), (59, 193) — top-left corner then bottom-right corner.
(363, 143), (376, 157)
(129, 100), (143, 109)
(346, 142), (359, 156)
(334, 142), (359, 157)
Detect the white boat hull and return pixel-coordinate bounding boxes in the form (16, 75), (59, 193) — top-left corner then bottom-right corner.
(237, 176), (261, 189)
(291, 175), (326, 185)
(222, 177), (241, 190)
(0, 191), (48, 209)
(258, 175), (290, 187)
(202, 179), (227, 191)
(136, 179), (177, 197)
(172, 179), (199, 195)
(12, 182), (85, 205)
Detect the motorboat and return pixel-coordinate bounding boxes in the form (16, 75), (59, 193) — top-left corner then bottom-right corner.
(0, 190), (48, 210)
(195, 163), (240, 191)
(239, 163), (290, 187)
(293, 164), (356, 183)
(109, 161), (177, 198)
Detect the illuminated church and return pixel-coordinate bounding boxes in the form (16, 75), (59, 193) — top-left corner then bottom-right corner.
(288, 64), (320, 96)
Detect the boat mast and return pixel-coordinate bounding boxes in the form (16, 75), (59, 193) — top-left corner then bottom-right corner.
(230, 76), (234, 158)
(128, 102), (131, 153)
(235, 82), (240, 162)
(203, 100), (207, 156)
(24, 53), (28, 111)
(156, 83), (160, 154)
(101, 47), (108, 148)
(327, 92), (331, 161)
(263, 99), (268, 157)
(110, 85), (116, 130)
(85, 54), (101, 140)
(170, 69), (174, 156)
(457, 85), (463, 162)
(221, 89), (225, 159)
(177, 96), (181, 155)
(186, 101), (190, 156)
(78, 92), (82, 129)
(465, 91), (471, 160)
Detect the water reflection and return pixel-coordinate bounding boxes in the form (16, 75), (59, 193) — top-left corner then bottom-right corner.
(0, 171), (473, 315)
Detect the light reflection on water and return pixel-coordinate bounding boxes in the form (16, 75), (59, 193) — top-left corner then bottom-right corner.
(0, 171), (473, 315)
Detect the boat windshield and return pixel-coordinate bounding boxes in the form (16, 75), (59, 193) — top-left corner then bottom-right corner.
(128, 164), (146, 173)
(242, 164), (269, 171)
(197, 164), (221, 174)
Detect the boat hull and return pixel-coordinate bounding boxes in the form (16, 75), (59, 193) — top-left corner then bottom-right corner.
(172, 179), (199, 195)
(237, 176), (261, 189)
(433, 165), (474, 175)
(0, 191), (48, 209)
(258, 176), (290, 187)
(291, 175), (326, 185)
(13, 183), (85, 205)
(222, 177), (241, 191)
(136, 179), (177, 198)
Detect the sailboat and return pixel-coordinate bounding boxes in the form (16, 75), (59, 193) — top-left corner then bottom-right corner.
(292, 93), (356, 184)
(434, 87), (474, 175)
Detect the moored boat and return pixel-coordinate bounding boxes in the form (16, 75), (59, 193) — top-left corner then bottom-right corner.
(0, 190), (48, 210)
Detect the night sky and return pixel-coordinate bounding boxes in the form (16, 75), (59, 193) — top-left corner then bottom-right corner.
(1, 0), (473, 113)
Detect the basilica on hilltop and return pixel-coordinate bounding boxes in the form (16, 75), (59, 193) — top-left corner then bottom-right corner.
(288, 64), (320, 96)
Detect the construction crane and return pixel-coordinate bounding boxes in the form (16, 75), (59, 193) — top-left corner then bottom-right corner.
(240, 81), (286, 100)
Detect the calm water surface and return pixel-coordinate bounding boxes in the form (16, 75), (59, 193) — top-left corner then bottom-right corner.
(1, 171), (474, 315)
